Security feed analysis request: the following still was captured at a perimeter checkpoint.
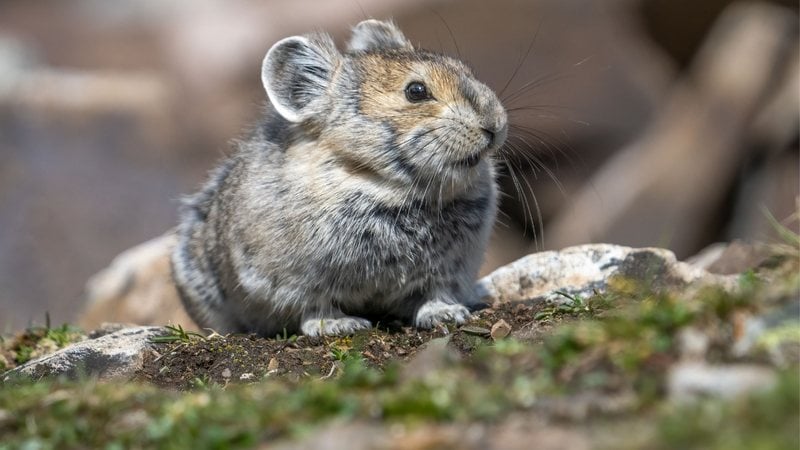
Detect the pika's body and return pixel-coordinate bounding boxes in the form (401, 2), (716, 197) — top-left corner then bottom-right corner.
(172, 20), (507, 337)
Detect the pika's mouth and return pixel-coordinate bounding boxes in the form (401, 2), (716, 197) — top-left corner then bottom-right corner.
(457, 152), (482, 168)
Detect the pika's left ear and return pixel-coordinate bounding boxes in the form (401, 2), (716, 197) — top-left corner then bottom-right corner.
(347, 19), (413, 52)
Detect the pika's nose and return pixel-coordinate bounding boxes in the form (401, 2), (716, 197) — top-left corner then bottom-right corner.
(481, 128), (496, 147)
(480, 121), (508, 149)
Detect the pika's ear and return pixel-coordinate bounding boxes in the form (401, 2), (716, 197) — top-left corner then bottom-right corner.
(347, 19), (413, 52)
(262, 34), (340, 122)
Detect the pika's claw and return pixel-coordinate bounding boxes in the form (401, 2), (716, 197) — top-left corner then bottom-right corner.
(301, 316), (372, 337)
(414, 300), (471, 329)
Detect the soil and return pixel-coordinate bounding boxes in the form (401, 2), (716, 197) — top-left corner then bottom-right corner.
(136, 301), (559, 390)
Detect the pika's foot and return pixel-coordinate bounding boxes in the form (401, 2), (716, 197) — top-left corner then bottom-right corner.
(301, 316), (372, 337)
(414, 299), (471, 329)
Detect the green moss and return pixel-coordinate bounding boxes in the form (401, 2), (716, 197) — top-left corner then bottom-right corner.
(0, 350), (518, 449)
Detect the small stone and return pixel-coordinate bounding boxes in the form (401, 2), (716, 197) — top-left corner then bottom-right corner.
(221, 368), (232, 378)
(491, 319), (512, 340)
(239, 372), (254, 381)
(461, 326), (491, 337)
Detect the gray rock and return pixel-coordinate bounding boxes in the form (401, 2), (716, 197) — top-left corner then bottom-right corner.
(475, 244), (736, 305)
(731, 301), (800, 367)
(3, 326), (167, 382)
(668, 362), (776, 402)
(686, 240), (770, 275)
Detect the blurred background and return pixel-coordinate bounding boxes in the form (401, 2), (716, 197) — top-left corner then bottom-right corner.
(0, 0), (797, 330)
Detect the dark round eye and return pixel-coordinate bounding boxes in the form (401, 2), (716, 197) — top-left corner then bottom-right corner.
(405, 81), (430, 102)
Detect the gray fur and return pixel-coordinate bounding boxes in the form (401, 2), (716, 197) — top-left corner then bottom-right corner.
(172, 20), (508, 337)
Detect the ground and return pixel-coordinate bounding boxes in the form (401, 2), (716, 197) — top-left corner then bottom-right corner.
(0, 247), (798, 449)
(136, 301), (556, 390)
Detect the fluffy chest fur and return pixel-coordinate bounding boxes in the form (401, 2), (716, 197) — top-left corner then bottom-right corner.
(220, 141), (496, 329)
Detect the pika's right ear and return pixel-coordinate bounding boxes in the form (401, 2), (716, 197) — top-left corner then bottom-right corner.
(262, 34), (340, 122)
(348, 19), (413, 52)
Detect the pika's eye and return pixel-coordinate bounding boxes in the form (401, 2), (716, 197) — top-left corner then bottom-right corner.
(405, 81), (430, 102)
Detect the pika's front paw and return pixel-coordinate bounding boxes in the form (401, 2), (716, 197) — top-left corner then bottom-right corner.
(301, 316), (372, 337)
(414, 300), (471, 329)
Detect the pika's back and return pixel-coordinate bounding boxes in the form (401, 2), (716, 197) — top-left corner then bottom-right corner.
(172, 20), (507, 337)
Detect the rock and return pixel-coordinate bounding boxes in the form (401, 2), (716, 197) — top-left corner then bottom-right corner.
(490, 320), (512, 340)
(687, 240), (770, 275)
(79, 232), (199, 331)
(731, 301), (800, 367)
(3, 326), (167, 382)
(461, 325), (491, 337)
(667, 362), (777, 402)
(475, 244), (736, 305)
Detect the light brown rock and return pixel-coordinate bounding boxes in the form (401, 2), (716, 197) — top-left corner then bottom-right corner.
(490, 319), (512, 340)
(79, 232), (199, 332)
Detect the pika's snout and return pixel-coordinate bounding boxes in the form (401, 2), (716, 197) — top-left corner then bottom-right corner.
(480, 120), (508, 151)
(471, 83), (508, 151)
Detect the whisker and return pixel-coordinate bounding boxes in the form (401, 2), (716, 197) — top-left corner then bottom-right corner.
(429, 8), (461, 59)
(498, 21), (541, 99)
(502, 70), (578, 106)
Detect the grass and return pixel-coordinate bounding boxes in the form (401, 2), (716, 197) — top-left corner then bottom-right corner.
(533, 290), (611, 321)
(149, 324), (205, 344)
(0, 320), (85, 369)
(0, 352), (511, 449)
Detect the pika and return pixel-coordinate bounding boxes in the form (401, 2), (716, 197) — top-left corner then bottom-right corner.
(171, 20), (507, 337)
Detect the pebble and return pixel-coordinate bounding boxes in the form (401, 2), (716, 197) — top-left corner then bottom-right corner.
(461, 326), (491, 337)
(491, 319), (512, 340)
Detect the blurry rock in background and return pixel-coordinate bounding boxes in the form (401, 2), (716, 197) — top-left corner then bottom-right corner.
(0, 0), (796, 330)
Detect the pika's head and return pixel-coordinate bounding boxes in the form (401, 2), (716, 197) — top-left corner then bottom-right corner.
(262, 20), (507, 190)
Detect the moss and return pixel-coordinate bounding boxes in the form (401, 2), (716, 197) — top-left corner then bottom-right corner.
(0, 351), (519, 449)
